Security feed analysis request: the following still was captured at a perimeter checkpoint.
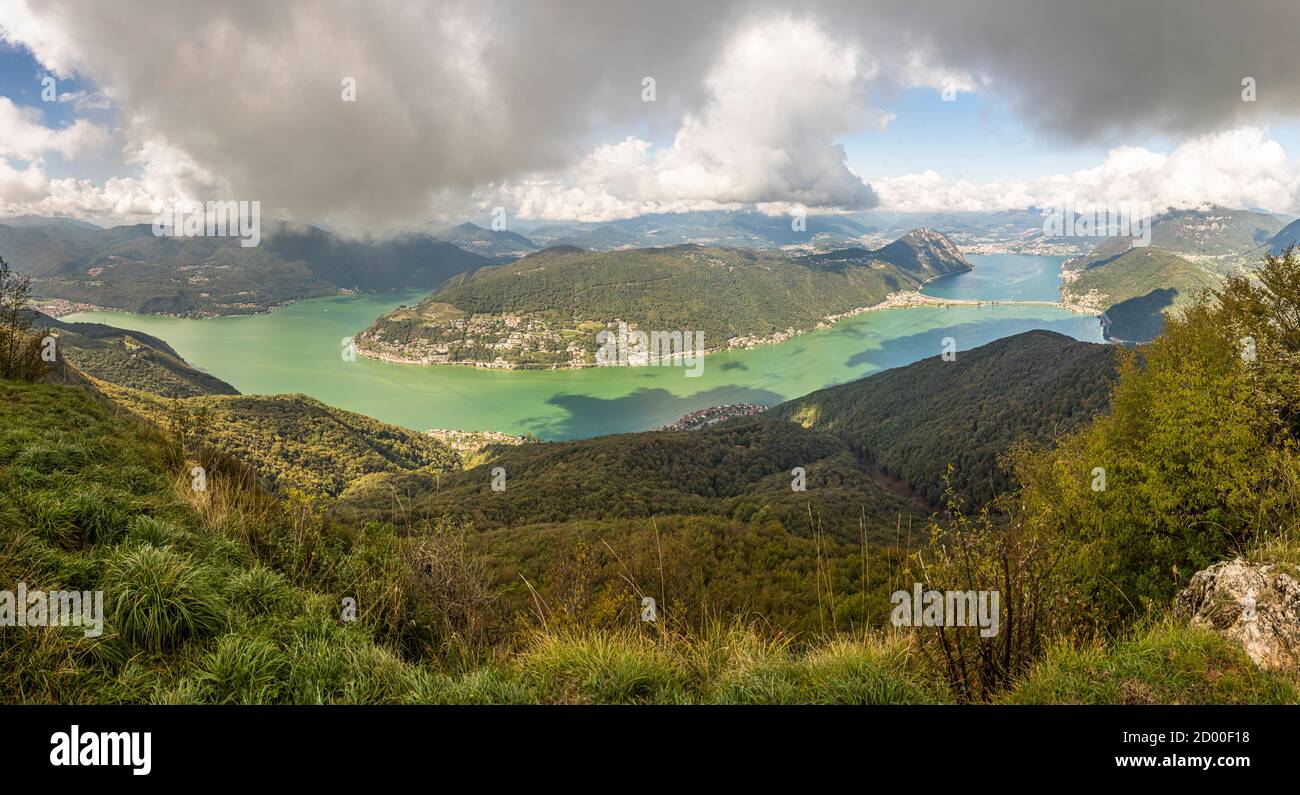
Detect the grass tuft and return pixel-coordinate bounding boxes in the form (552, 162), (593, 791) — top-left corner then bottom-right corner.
(105, 544), (226, 652)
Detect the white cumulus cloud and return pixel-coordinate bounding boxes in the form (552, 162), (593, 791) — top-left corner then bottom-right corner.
(872, 127), (1299, 215)
(487, 17), (880, 222)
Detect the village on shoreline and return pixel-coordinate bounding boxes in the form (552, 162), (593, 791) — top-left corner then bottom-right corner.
(354, 288), (1103, 371)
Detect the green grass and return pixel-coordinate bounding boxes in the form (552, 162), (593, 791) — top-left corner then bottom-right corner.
(106, 544), (227, 653)
(3, 377), (1297, 704)
(1002, 621), (1299, 705)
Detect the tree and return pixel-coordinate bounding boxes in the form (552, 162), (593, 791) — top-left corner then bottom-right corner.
(0, 255), (41, 380)
(1011, 248), (1300, 630)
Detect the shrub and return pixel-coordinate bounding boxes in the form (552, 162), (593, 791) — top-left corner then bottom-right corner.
(227, 566), (295, 618)
(105, 544), (225, 652)
(191, 635), (290, 704)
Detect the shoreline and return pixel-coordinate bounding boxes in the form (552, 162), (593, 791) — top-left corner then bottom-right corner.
(39, 287), (366, 321)
(355, 289), (1103, 371)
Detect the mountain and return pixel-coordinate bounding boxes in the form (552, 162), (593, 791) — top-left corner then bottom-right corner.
(335, 330), (1115, 538)
(1066, 248), (1216, 310)
(356, 229), (971, 368)
(431, 221), (539, 258)
(332, 413), (930, 544)
(530, 223), (643, 250)
(1061, 207), (1288, 342)
(806, 228), (969, 281)
(1269, 218), (1300, 254)
(1, 218), (488, 316)
(1099, 288), (1182, 344)
(1138, 207), (1286, 258)
(29, 310), (239, 398)
(522, 210), (879, 250)
(0, 214), (101, 231)
(769, 330), (1118, 507)
(517, 208), (1126, 257)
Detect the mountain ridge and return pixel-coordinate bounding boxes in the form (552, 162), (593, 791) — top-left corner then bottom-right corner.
(1, 217), (489, 317)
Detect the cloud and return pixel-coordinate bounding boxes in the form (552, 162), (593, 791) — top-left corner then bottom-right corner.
(0, 158), (49, 205)
(56, 89), (112, 112)
(2, 0), (1299, 226)
(848, 0), (1300, 141)
(1, 0), (743, 226)
(489, 17), (879, 221)
(872, 127), (1299, 214)
(0, 96), (106, 160)
(0, 137), (230, 220)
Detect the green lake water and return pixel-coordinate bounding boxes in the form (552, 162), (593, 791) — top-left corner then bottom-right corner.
(64, 254), (1105, 440)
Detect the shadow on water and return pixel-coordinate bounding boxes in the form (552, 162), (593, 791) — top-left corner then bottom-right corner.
(522, 384), (786, 439)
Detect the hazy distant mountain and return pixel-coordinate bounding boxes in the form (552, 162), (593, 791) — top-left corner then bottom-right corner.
(521, 210), (879, 250)
(357, 229), (971, 368)
(518, 208), (1112, 255)
(1, 217), (487, 316)
(0, 214), (102, 231)
(431, 221), (539, 258)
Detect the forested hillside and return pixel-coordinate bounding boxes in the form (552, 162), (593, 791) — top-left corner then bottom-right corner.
(97, 386), (461, 495)
(1061, 207), (1288, 342)
(357, 229), (970, 367)
(2, 218), (487, 316)
(32, 311), (239, 398)
(333, 416), (930, 544)
(769, 330), (1117, 506)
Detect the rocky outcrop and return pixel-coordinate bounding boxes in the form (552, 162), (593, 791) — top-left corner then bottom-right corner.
(1175, 558), (1300, 671)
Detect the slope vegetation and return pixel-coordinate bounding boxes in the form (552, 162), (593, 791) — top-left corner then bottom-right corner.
(98, 386), (460, 496)
(770, 330), (1118, 506)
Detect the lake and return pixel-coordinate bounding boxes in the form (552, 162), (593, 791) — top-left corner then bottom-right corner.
(65, 254), (1105, 440)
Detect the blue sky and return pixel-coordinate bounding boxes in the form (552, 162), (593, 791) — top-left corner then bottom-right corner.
(0, 40), (124, 183)
(842, 86), (1300, 184)
(843, 88), (1122, 182)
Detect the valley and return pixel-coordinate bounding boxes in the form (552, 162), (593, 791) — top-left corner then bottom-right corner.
(63, 254), (1105, 440)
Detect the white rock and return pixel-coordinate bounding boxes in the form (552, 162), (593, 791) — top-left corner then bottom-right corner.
(1175, 558), (1300, 671)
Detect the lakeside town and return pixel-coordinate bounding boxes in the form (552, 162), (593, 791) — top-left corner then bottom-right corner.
(357, 285), (1103, 372)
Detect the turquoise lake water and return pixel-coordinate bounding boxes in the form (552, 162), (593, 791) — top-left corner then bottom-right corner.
(65, 254), (1105, 439)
